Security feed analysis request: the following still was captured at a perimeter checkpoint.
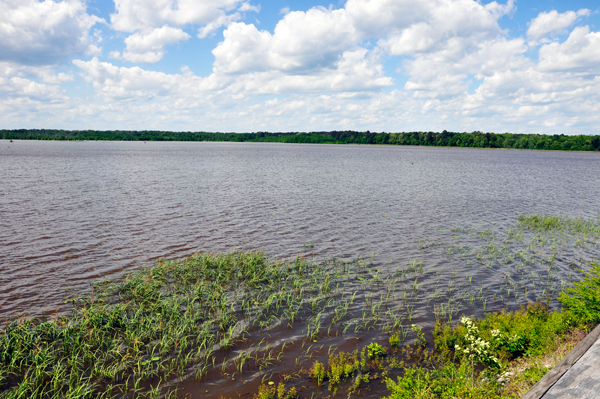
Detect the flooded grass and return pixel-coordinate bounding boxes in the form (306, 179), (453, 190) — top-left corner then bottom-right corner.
(1, 213), (599, 398)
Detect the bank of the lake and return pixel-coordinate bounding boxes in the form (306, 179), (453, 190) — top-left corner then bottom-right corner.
(2, 129), (600, 152)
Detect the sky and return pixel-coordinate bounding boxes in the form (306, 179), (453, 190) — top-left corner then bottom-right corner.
(1, 0), (600, 134)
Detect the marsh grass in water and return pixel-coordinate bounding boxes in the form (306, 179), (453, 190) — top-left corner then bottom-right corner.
(0, 252), (342, 398)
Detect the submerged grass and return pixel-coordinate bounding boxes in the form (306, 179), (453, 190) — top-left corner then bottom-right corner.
(518, 213), (600, 236)
(0, 252), (330, 398)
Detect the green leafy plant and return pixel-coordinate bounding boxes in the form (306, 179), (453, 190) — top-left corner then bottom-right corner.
(367, 342), (386, 359)
(310, 361), (327, 386)
(411, 324), (426, 348)
(390, 333), (401, 347)
(454, 317), (499, 367)
(328, 352), (359, 385)
(559, 262), (600, 323)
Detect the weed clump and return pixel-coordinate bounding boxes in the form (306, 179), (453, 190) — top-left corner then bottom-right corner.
(559, 262), (600, 323)
(253, 383), (298, 399)
(367, 342), (386, 359)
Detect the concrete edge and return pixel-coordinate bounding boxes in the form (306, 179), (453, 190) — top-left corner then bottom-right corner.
(520, 323), (600, 399)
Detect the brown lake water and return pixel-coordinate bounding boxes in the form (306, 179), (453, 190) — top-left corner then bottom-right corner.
(0, 140), (599, 317)
(1, 140), (599, 397)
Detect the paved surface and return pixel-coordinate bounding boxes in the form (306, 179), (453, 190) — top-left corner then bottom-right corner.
(522, 323), (600, 399)
(541, 336), (600, 399)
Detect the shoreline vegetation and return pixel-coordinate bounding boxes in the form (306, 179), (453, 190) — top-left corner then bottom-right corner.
(1, 213), (600, 398)
(2, 129), (600, 152)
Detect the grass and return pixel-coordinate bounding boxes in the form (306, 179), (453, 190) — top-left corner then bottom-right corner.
(0, 252), (325, 398)
(518, 213), (600, 236)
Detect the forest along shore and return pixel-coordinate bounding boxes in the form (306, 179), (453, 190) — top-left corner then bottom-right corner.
(3, 129), (600, 152)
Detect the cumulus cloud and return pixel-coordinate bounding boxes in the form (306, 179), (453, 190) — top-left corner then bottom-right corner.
(527, 9), (590, 41)
(0, 0), (104, 65)
(220, 49), (393, 94)
(119, 26), (190, 63)
(110, 0), (261, 62)
(208, 6), (394, 94)
(368, 0), (525, 102)
(239, 2), (260, 13)
(197, 13), (241, 39)
(349, 0), (514, 42)
(210, 0), (521, 98)
(4, 0), (600, 135)
(378, 0), (514, 56)
(538, 26), (600, 73)
(110, 0), (259, 40)
(72, 57), (203, 100)
(213, 8), (360, 74)
(0, 61), (77, 128)
(110, 0), (241, 32)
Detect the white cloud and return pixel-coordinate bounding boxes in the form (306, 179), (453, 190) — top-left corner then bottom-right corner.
(208, 6), (394, 94)
(213, 7), (360, 74)
(239, 2), (260, 13)
(72, 57), (203, 100)
(0, 62), (74, 128)
(120, 26), (190, 63)
(110, 0), (260, 61)
(527, 9), (590, 41)
(197, 13), (241, 39)
(220, 49), (393, 94)
(0, 0), (104, 65)
(110, 0), (246, 33)
(378, 0), (514, 56)
(370, 0), (526, 102)
(347, 0), (514, 39)
(538, 26), (600, 73)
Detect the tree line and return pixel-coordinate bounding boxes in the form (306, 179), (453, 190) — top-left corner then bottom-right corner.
(2, 129), (600, 151)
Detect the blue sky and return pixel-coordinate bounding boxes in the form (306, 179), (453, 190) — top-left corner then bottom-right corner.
(1, 0), (600, 134)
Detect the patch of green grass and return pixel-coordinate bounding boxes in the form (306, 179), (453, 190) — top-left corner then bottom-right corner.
(518, 214), (600, 236)
(559, 262), (600, 323)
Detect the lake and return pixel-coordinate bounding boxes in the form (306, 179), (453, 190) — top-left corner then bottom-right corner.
(1, 140), (599, 318)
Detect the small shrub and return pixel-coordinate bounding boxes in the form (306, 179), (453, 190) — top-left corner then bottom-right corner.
(276, 383), (298, 399)
(367, 342), (386, 359)
(390, 333), (401, 347)
(328, 351), (359, 385)
(454, 317), (499, 367)
(310, 360), (326, 385)
(559, 262), (600, 323)
(411, 324), (427, 347)
(385, 368), (432, 399)
(253, 383), (276, 399)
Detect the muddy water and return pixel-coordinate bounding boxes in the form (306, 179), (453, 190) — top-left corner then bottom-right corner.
(1, 140), (599, 397)
(1, 140), (599, 316)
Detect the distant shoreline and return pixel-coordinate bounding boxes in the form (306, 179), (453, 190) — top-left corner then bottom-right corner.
(2, 129), (600, 152)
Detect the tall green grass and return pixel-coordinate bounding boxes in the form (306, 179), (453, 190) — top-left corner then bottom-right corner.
(0, 252), (309, 398)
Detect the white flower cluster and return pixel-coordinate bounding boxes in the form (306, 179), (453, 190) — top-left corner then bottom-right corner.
(455, 316), (500, 366)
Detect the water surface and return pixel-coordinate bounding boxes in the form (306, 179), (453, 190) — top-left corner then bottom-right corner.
(1, 140), (598, 318)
